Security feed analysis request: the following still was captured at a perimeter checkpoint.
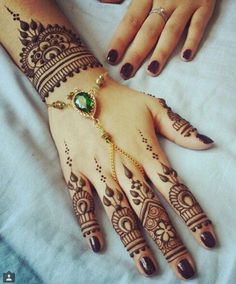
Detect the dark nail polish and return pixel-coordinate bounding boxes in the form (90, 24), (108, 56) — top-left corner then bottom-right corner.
(120, 63), (133, 80)
(139, 256), (156, 276)
(197, 134), (214, 144)
(201, 231), (216, 248)
(177, 259), (195, 279)
(89, 236), (101, 253)
(107, 49), (118, 64)
(183, 49), (192, 60)
(147, 60), (160, 74)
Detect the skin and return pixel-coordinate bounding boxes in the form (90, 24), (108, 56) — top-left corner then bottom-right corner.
(0, 0), (217, 280)
(106, 0), (216, 78)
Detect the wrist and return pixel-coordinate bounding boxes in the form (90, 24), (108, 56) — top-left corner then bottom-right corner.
(45, 67), (107, 104)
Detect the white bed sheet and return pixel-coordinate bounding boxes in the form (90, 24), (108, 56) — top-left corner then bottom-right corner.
(0, 0), (236, 283)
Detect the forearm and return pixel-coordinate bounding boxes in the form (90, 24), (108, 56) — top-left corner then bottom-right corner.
(0, 0), (105, 102)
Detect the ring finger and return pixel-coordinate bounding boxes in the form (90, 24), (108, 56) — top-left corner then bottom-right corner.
(147, 7), (193, 76)
(92, 157), (157, 276)
(137, 130), (217, 249)
(119, 11), (168, 80)
(117, 162), (196, 280)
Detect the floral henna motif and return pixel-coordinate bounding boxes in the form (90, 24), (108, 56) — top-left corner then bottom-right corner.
(124, 165), (187, 263)
(138, 131), (212, 233)
(158, 98), (196, 137)
(158, 163), (212, 233)
(6, 7), (102, 101)
(94, 159), (148, 258)
(64, 142), (100, 237)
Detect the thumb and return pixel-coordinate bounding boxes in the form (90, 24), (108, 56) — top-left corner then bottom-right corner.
(146, 96), (214, 150)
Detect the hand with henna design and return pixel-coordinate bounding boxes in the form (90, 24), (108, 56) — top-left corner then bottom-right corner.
(47, 74), (216, 279)
(0, 0), (217, 280)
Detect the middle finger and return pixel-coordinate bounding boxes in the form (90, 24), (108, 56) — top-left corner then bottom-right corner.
(117, 161), (196, 280)
(119, 11), (167, 80)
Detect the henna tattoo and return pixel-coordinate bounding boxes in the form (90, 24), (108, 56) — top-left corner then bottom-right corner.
(139, 131), (212, 233)
(139, 130), (159, 160)
(6, 7), (102, 101)
(124, 166), (187, 263)
(157, 163), (212, 232)
(158, 98), (196, 137)
(95, 160), (147, 258)
(94, 158), (106, 183)
(64, 142), (100, 237)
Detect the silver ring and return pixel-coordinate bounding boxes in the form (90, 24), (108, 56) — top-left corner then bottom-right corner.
(149, 7), (169, 23)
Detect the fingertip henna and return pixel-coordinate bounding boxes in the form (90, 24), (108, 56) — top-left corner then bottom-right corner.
(123, 165), (187, 263)
(64, 143), (101, 244)
(196, 134), (214, 144)
(137, 133), (216, 249)
(95, 161), (150, 260)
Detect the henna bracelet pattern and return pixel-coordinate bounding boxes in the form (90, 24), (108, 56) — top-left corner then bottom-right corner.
(47, 72), (144, 182)
(6, 6), (102, 101)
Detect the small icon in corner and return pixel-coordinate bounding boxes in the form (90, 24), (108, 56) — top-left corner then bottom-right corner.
(3, 271), (15, 282)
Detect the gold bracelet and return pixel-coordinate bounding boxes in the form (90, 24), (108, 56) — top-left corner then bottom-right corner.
(47, 72), (144, 182)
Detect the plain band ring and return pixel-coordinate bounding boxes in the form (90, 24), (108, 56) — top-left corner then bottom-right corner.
(149, 7), (169, 23)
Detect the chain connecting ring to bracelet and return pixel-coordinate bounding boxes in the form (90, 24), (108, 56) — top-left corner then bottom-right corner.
(46, 72), (144, 182)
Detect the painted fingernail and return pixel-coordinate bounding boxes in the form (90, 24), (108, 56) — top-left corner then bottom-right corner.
(107, 49), (118, 64)
(177, 259), (195, 279)
(183, 49), (192, 60)
(120, 63), (133, 80)
(147, 60), (160, 75)
(139, 256), (156, 276)
(201, 231), (216, 248)
(89, 236), (101, 253)
(196, 134), (214, 144)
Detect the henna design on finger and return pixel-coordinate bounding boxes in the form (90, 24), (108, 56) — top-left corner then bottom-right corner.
(103, 185), (147, 257)
(158, 99), (196, 137)
(124, 165), (187, 263)
(157, 163), (212, 233)
(138, 132), (213, 233)
(94, 160), (148, 258)
(64, 142), (100, 237)
(6, 7), (102, 101)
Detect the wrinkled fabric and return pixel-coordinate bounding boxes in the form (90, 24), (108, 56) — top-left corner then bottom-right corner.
(0, 0), (236, 283)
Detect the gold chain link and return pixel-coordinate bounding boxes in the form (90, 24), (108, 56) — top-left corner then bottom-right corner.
(47, 72), (144, 182)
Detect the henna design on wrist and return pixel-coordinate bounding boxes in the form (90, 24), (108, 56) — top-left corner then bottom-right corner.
(94, 159), (148, 258)
(6, 7), (102, 101)
(123, 165), (187, 263)
(138, 131), (212, 233)
(158, 98), (196, 137)
(65, 142), (100, 237)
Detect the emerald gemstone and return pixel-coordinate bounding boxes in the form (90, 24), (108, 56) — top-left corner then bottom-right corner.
(73, 92), (94, 113)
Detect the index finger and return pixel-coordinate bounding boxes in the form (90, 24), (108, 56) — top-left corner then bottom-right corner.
(107, 0), (152, 65)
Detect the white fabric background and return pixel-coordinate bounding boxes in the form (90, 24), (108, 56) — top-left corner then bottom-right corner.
(0, 0), (236, 283)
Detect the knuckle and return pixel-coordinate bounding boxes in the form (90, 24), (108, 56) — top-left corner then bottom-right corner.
(191, 19), (205, 32)
(166, 23), (182, 37)
(144, 25), (158, 39)
(125, 13), (141, 30)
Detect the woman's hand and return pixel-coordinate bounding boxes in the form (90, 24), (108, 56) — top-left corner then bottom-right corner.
(106, 0), (216, 79)
(47, 69), (216, 279)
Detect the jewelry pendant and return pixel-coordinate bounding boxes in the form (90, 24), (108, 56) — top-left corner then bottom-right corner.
(68, 89), (97, 119)
(47, 72), (144, 182)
